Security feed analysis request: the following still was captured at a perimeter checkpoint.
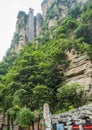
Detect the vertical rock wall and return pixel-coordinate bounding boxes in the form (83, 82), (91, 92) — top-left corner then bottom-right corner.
(64, 49), (92, 99)
(13, 8), (43, 52)
(26, 8), (35, 41)
(41, 0), (89, 29)
(12, 0), (90, 52)
(14, 11), (28, 52)
(35, 13), (43, 36)
(41, 0), (53, 20)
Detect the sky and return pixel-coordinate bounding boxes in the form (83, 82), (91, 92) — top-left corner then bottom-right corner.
(0, 0), (43, 61)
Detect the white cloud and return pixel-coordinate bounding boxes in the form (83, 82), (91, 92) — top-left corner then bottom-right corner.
(0, 0), (43, 61)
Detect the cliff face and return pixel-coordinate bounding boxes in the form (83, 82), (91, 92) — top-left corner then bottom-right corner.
(11, 0), (92, 92)
(41, 0), (53, 20)
(26, 8), (35, 41)
(14, 11), (27, 52)
(40, 0), (92, 97)
(35, 13), (43, 36)
(41, 0), (88, 28)
(12, 0), (89, 52)
(13, 9), (43, 52)
(64, 49), (92, 99)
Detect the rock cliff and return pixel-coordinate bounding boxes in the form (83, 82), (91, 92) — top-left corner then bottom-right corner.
(12, 0), (90, 52)
(10, 1), (92, 96)
(64, 49), (92, 99)
(1, 0), (92, 129)
(41, 0), (53, 20)
(40, 0), (92, 101)
(13, 9), (43, 52)
(41, 0), (88, 28)
(10, 0), (92, 94)
(35, 13), (43, 36)
(14, 11), (28, 52)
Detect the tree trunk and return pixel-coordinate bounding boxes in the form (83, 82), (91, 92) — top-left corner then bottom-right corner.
(18, 126), (30, 130)
(7, 114), (10, 130)
(37, 116), (40, 130)
(1, 113), (5, 130)
(18, 126), (23, 130)
(32, 121), (34, 130)
(11, 120), (14, 130)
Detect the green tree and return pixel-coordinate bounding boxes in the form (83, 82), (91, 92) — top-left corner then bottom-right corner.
(32, 85), (51, 110)
(68, 5), (81, 18)
(16, 107), (34, 130)
(75, 24), (92, 44)
(57, 83), (84, 112)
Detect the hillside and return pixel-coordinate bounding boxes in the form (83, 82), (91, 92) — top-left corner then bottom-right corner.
(0, 0), (92, 130)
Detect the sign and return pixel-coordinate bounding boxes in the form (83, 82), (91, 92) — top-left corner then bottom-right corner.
(73, 125), (92, 129)
(43, 103), (52, 130)
(56, 123), (64, 130)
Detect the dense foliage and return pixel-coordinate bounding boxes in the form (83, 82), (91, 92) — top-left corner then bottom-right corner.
(0, 1), (92, 130)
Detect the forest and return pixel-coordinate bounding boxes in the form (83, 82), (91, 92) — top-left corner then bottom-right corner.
(0, 1), (92, 130)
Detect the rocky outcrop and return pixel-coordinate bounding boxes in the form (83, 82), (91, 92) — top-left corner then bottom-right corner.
(41, 0), (53, 20)
(64, 49), (92, 98)
(52, 103), (92, 128)
(26, 8), (35, 41)
(14, 11), (27, 52)
(41, 0), (89, 29)
(13, 9), (43, 52)
(41, 0), (89, 20)
(14, 10), (33, 52)
(35, 13), (43, 36)
(12, 0), (90, 52)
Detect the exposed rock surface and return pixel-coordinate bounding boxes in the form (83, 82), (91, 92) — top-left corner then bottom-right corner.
(14, 11), (27, 52)
(26, 8), (35, 41)
(52, 104), (92, 127)
(41, 0), (89, 29)
(41, 0), (53, 20)
(12, 0), (90, 52)
(35, 13), (43, 36)
(13, 9), (43, 52)
(14, 9), (34, 52)
(64, 49), (92, 98)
